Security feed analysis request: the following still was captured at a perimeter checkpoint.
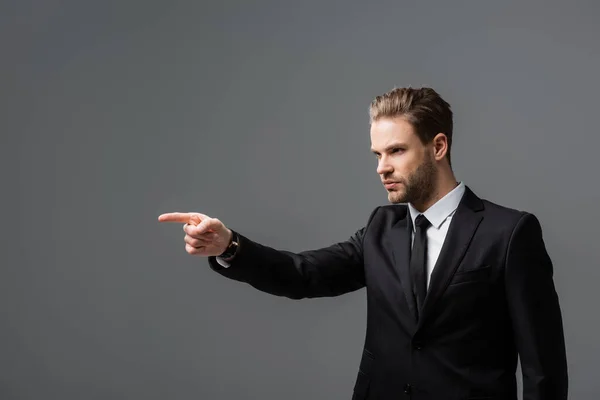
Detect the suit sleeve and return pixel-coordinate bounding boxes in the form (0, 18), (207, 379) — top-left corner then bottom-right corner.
(504, 212), (568, 400)
(207, 207), (381, 299)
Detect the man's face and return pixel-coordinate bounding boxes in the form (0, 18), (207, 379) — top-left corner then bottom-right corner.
(370, 117), (437, 205)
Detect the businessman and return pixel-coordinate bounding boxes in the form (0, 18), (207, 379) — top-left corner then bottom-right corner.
(159, 87), (568, 400)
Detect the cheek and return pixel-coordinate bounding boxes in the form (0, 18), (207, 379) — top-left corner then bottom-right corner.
(392, 158), (416, 176)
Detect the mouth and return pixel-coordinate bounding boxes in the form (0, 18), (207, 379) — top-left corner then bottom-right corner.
(384, 182), (400, 189)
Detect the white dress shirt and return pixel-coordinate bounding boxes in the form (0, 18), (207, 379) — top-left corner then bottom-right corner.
(407, 181), (465, 287)
(217, 182), (466, 273)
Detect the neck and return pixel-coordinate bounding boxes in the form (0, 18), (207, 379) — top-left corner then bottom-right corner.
(412, 169), (458, 213)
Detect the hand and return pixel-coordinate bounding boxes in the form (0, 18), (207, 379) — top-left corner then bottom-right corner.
(158, 212), (233, 257)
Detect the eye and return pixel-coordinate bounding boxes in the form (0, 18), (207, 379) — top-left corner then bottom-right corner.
(391, 148), (403, 154)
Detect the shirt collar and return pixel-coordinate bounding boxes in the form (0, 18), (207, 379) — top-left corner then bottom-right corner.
(408, 181), (466, 230)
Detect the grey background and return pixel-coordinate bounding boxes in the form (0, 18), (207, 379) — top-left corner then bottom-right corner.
(3, 0), (599, 399)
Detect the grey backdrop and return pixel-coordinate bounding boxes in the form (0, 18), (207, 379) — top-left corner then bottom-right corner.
(3, 0), (599, 399)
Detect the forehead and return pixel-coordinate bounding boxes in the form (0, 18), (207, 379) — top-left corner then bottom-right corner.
(370, 117), (418, 147)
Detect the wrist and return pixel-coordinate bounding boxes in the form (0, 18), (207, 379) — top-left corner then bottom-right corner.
(218, 230), (239, 260)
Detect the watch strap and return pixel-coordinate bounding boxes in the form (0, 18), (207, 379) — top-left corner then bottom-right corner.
(218, 230), (239, 260)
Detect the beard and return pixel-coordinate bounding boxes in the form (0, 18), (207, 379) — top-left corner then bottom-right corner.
(388, 154), (437, 205)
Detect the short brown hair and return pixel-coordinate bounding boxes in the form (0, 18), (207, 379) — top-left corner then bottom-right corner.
(369, 87), (453, 165)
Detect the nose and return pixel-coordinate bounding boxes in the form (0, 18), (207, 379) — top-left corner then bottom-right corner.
(377, 158), (393, 175)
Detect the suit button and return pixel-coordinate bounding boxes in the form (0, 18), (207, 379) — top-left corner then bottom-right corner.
(404, 383), (412, 394)
(413, 342), (423, 350)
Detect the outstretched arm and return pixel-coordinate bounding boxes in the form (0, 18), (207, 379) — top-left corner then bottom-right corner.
(159, 207), (381, 300)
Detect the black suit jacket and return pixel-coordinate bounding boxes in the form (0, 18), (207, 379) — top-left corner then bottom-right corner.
(208, 186), (568, 400)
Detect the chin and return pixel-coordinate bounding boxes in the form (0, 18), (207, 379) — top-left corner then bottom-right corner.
(388, 192), (407, 204)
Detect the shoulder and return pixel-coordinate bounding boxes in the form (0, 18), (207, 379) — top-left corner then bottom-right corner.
(481, 198), (526, 222)
(371, 203), (407, 216)
(364, 204), (408, 230)
(375, 204), (409, 217)
(474, 192), (545, 240)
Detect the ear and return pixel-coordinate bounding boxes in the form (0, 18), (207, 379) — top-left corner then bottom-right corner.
(432, 133), (448, 161)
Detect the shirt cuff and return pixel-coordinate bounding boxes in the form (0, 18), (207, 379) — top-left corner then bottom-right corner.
(215, 257), (231, 268)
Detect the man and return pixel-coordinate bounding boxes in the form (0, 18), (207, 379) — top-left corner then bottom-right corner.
(159, 87), (568, 399)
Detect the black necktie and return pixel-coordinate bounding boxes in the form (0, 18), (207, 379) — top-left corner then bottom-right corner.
(410, 214), (431, 320)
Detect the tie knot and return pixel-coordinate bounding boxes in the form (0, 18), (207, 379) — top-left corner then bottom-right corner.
(415, 214), (431, 229)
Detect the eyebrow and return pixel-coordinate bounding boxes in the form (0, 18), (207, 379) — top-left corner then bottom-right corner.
(370, 143), (407, 154)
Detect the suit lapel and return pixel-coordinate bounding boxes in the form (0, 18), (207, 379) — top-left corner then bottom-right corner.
(389, 209), (419, 323)
(418, 186), (484, 329)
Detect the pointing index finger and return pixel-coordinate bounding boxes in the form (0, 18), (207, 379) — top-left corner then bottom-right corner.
(158, 212), (188, 223)
(158, 212), (202, 225)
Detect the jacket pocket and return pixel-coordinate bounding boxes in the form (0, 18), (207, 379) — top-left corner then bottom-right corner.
(449, 265), (491, 286)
